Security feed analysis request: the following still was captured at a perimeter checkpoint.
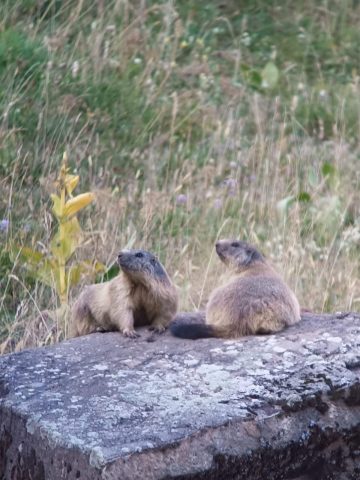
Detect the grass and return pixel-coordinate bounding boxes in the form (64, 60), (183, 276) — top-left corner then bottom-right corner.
(0, 0), (359, 353)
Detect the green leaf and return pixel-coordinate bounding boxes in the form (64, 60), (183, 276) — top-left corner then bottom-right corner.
(240, 64), (250, 74)
(261, 62), (279, 89)
(250, 70), (262, 89)
(321, 162), (336, 177)
(297, 192), (311, 202)
(97, 263), (120, 283)
(240, 64), (262, 90)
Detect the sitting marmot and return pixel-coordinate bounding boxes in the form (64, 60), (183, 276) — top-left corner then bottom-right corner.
(170, 239), (300, 339)
(71, 249), (178, 338)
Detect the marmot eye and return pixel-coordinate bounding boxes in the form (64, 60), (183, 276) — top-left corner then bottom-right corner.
(135, 252), (144, 258)
(231, 242), (240, 248)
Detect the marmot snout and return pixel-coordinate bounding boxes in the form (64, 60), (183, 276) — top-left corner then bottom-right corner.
(170, 239), (300, 340)
(71, 249), (178, 338)
(118, 249), (168, 281)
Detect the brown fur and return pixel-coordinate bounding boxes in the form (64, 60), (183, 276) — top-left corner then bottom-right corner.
(71, 249), (178, 338)
(170, 240), (300, 339)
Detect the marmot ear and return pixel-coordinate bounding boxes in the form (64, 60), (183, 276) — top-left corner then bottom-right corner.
(245, 247), (261, 264)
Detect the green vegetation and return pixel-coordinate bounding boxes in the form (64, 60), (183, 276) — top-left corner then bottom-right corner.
(0, 0), (359, 352)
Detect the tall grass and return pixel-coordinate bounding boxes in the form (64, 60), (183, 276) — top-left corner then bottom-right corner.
(0, 0), (359, 352)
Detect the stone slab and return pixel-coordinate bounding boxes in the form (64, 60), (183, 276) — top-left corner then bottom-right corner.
(1, 312), (360, 479)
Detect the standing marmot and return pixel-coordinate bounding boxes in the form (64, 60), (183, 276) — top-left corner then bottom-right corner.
(170, 239), (300, 339)
(71, 249), (178, 338)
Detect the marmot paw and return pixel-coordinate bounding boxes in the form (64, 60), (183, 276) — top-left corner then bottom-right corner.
(148, 325), (166, 334)
(123, 329), (140, 338)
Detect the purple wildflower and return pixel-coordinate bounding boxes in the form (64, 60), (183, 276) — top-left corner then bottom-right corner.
(176, 194), (188, 205)
(223, 178), (237, 197)
(0, 219), (9, 233)
(223, 178), (237, 189)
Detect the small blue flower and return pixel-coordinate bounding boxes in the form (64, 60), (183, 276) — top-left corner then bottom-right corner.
(176, 194), (187, 205)
(0, 219), (9, 233)
(223, 178), (237, 197)
(223, 178), (237, 189)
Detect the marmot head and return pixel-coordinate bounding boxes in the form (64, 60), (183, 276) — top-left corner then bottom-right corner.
(215, 239), (264, 272)
(117, 249), (168, 284)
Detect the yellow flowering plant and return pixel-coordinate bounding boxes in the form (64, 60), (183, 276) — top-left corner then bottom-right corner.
(16, 153), (104, 307)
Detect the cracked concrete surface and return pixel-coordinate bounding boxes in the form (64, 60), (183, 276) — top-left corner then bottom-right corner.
(1, 311), (360, 479)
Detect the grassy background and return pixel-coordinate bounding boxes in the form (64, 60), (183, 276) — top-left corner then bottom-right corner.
(1, 0), (359, 352)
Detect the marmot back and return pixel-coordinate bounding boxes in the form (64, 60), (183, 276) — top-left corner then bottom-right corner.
(170, 239), (300, 339)
(71, 249), (178, 338)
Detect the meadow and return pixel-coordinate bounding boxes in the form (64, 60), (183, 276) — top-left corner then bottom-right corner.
(0, 0), (359, 352)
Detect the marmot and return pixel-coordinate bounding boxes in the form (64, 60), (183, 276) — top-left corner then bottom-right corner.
(170, 239), (300, 339)
(71, 249), (178, 338)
